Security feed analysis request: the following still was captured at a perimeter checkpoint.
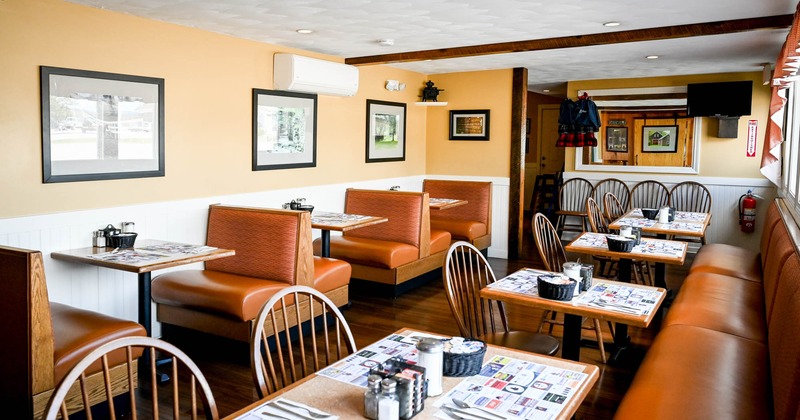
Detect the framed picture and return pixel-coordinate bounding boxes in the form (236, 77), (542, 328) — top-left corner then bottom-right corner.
(606, 127), (628, 152)
(252, 89), (317, 171)
(449, 109), (490, 140)
(366, 99), (406, 163)
(642, 125), (679, 153)
(40, 66), (165, 183)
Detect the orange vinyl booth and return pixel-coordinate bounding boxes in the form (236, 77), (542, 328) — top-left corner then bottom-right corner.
(0, 246), (147, 419)
(314, 189), (451, 293)
(151, 204), (351, 342)
(423, 179), (492, 251)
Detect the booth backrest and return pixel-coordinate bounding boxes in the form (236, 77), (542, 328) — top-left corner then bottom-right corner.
(343, 189), (430, 255)
(769, 252), (800, 420)
(423, 179), (492, 228)
(760, 202), (782, 267)
(205, 204), (313, 286)
(0, 246), (54, 417)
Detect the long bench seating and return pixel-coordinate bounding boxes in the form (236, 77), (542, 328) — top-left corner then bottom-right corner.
(314, 189), (451, 292)
(0, 245), (147, 419)
(152, 205), (351, 342)
(614, 197), (800, 420)
(423, 179), (492, 250)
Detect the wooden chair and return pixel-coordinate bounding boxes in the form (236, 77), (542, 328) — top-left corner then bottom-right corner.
(630, 180), (670, 210)
(586, 198), (651, 286)
(554, 177), (593, 239)
(669, 181), (712, 245)
(603, 192), (626, 223)
(443, 241), (560, 356)
(251, 285), (357, 398)
(591, 178), (630, 217)
(532, 213), (610, 363)
(42, 336), (218, 420)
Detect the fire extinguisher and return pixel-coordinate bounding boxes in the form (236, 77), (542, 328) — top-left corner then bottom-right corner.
(739, 190), (757, 233)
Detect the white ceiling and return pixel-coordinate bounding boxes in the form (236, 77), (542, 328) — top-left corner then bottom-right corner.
(68, 0), (796, 94)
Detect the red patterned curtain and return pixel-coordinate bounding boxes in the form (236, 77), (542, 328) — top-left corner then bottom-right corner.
(761, 2), (800, 184)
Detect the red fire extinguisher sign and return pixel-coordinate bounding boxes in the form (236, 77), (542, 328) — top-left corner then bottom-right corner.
(746, 120), (758, 157)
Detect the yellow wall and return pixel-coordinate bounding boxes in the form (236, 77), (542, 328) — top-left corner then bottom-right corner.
(0, 0), (430, 218)
(565, 72), (771, 178)
(425, 70), (513, 176)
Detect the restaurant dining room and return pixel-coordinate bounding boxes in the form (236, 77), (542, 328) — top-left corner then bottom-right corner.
(3, 0), (800, 419)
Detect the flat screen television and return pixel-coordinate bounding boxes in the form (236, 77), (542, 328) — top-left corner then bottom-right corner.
(686, 81), (753, 117)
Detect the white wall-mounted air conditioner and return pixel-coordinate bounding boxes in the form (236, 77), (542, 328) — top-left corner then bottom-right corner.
(273, 53), (359, 97)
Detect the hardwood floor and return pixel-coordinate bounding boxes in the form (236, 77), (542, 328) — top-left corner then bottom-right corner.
(150, 228), (692, 419)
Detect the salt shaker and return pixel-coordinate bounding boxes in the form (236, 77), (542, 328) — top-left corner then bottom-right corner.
(377, 379), (399, 420)
(415, 337), (443, 396)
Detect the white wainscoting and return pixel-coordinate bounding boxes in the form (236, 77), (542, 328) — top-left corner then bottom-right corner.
(564, 172), (777, 251)
(0, 175), (510, 335)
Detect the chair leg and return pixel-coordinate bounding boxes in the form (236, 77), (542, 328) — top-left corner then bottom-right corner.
(593, 318), (607, 363)
(606, 321), (616, 341)
(538, 310), (552, 333)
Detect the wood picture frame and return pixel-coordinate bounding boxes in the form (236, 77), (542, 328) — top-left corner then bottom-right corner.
(449, 109), (490, 140)
(366, 99), (406, 163)
(252, 89), (317, 171)
(606, 127), (628, 152)
(40, 66), (165, 183)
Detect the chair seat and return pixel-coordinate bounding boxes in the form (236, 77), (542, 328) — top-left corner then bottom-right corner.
(313, 257), (351, 293)
(481, 331), (560, 356)
(51, 302), (147, 383)
(430, 218), (487, 242)
(152, 270), (290, 321)
(689, 243), (762, 283)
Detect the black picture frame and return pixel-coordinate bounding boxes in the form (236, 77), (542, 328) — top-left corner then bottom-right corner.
(606, 127), (628, 152)
(40, 66), (165, 183)
(642, 125), (679, 153)
(366, 99), (406, 163)
(449, 109), (490, 140)
(252, 89), (317, 171)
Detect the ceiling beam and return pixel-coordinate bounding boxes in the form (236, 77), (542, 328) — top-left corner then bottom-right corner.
(345, 14), (793, 66)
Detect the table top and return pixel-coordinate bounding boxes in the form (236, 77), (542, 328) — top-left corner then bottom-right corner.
(480, 268), (666, 327)
(609, 208), (710, 237)
(50, 240), (235, 274)
(565, 232), (687, 266)
(429, 197), (468, 210)
(226, 328), (599, 420)
(310, 211), (388, 232)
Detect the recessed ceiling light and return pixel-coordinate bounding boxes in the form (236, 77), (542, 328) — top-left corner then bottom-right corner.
(543, 89), (551, 93)
(646, 55), (660, 59)
(603, 22), (621, 27)
(296, 29), (313, 34)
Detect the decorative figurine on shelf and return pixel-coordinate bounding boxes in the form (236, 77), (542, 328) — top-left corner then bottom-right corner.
(421, 80), (444, 102)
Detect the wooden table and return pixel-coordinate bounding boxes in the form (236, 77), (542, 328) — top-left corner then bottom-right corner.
(609, 208), (711, 239)
(429, 197), (468, 210)
(51, 240), (234, 337)
(311, 211), (388, 258)
(565, 232), (687, 289)
(226, 328), (599, 420)
(481, 269), (666, 362)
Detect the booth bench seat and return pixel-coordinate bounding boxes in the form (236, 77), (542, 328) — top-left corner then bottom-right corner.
(0, 246), (147, 419)
(152, 205), (350, 342)
(423, 179), (492, 250)
(615, 198), (800, 420)
(314, 189), (451, 293)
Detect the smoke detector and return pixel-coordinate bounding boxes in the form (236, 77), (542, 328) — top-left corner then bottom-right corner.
(378, 39), (394, 47)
